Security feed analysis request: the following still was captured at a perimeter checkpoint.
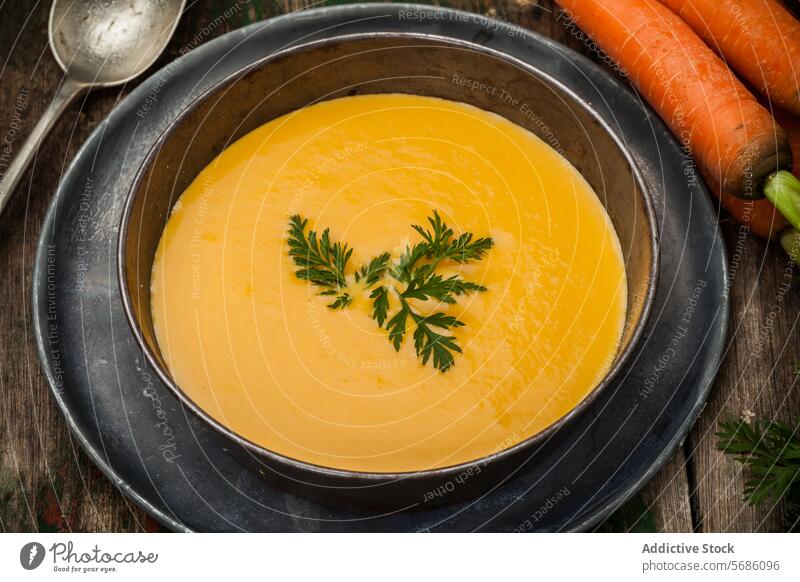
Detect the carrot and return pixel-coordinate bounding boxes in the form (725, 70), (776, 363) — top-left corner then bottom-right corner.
(658, 0), (800, 116)
(556, 0), (792, 200)
(772, 109), (800, 256)
(710, 179), (787, 239)
(708, 110), (800, 239)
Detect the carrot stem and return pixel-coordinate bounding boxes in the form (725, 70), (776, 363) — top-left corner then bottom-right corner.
(763, 171), (800, 232)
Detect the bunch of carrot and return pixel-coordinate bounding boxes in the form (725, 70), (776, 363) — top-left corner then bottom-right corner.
(555, 0), (800, 258)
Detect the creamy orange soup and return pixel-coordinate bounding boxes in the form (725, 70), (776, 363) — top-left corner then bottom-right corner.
(151, 94), (626, 472)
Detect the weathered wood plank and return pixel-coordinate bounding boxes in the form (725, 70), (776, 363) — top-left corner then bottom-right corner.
(687, 220), (800, 532)
(640, 449), (695, 533)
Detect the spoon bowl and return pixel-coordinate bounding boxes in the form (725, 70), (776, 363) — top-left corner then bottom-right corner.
(49, 0), (186, 86)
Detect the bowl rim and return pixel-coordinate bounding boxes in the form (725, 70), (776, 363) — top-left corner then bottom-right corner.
(117, 31), (660, 485)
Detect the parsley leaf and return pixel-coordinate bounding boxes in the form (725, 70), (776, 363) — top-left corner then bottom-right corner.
(370, 286), (390, 326)
(718, 419), (800, 530)
(355, 252), (391, 286)
(287, 215), (353, 309)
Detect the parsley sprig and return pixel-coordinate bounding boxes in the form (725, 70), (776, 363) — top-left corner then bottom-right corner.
(717, 419), (800, 530)
(287, 211), (493, 372)
(382, 212), (492, 371)
(287, 215), (354, 309)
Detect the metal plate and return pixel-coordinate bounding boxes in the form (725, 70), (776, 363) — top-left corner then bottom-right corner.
(33, 3), (728, 532)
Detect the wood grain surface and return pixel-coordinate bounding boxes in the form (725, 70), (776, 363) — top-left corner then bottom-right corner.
(1, 0), (798, 532)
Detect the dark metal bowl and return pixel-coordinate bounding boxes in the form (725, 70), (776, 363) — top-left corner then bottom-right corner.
(118, 33), (659, 512)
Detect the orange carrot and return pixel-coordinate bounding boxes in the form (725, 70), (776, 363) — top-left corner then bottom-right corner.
(658, 0), (800, 116)
(556, 0), (792, 199)
(710, 110), (800, 238)
(711, 179), (787, 239)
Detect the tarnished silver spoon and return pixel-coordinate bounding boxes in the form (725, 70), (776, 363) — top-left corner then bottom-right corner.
(0, 0), (185, 218)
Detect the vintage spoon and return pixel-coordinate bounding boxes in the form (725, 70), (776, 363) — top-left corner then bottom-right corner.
(0, 0), (185, 218)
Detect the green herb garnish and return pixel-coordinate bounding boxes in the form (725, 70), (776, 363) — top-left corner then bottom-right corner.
(287, 215), (354, 309)
(287, 211), (493, 372)
(717, 419), (800, 530)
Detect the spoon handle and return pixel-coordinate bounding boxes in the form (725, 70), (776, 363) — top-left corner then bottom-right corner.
(0, 77), (85, 218)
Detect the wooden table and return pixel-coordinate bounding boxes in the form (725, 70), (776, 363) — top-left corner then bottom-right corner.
(1, 0), (798, 533)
